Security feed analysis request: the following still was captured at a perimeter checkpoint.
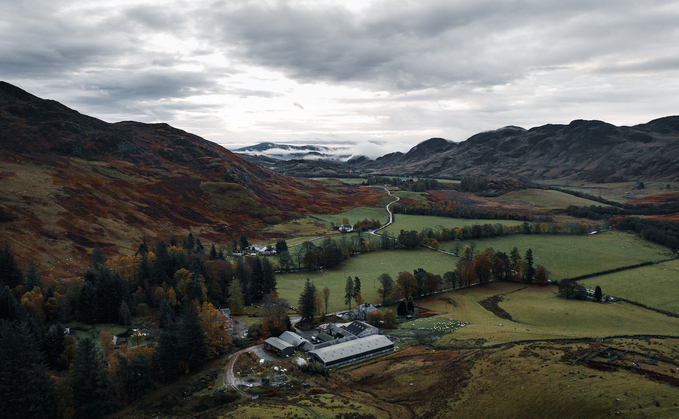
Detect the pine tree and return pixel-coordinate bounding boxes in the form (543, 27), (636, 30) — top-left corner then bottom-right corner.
(24, 262), (41, 291)
(524, 248), (535, 284)
(158, 299), (175, 329)
(298, 279), (317, 325)
(126, 355), (155, 400)
(182, 232), (195, 252)
(0, 319), (56, 419)
(0, 285), (22, 321)
(354, 276), (361, 299)
(119, 301), (132, 326)
(344, 276), (354, 309)
(177, 302), (208, 373)
(153, 331), (181, 383)
(70, 338), (112, 418)
(250, 257), (264, 302)
(262, 259), (277, 295)
(195, 239), (205, 255)
(227, 280), (244, 315)
(76, 281), (98, 324)
(208, 244), (217, 260)
(0, 243), (23, 289)
(44, 323), (66, 370)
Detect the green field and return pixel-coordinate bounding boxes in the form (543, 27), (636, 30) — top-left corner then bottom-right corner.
(579, 259), (679, 313)
(275, 248), (459, 312)
(307, 206), (390, 228)
(382, 215), (527, 236)
(439, 230), (673, 280)
(412, 282), (679, 345)
(489, 189), (603, 211)
(392, 191), (427, 202)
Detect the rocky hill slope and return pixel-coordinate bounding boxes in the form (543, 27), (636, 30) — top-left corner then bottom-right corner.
(0, 82), (379, 276)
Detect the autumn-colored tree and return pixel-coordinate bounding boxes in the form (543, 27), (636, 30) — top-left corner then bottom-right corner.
(396, 271), (418, 300)
(462, 245), (473, 259)
(20, 286), (45, 327)
(535, 265), (550, 286)
(198, 302), (232, 359)
(261, 293), (287, 338)
(456, 258), (477, 287)
(315, 291), (323, 315)
(99, 331), (115, 362)
(166, 287), (178, 307)
(322, 287), (330, 314)
(59, 334), (77, 370)
(383, 309), (397, 328)
(355, 292), (364, 306)
(473, 253), (493, 283)
(366, 310), (384, 326)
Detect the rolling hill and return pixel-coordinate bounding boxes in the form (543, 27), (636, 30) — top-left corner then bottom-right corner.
(0, 82), (380, 277)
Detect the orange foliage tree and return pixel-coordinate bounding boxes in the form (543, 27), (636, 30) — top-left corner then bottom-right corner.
(198, 302), (232, 359)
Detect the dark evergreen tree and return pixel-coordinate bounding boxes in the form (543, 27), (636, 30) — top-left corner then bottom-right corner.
(0, 285), (22, 320)
(153, 331), (180, 383)
(24, 262), (41, 291)
(177, 302), (208, 373)
(182, 232), (195, 252)
(208, 244), (218, 260)
(354, 276), (361, 298)
(119, 301), (132, 326)
(239, 234), (249, 252)
(158, 299), (175, 329)
(397, 300), (407, 316)
(524, 248), (535, 284)
(76, 281), (98, 324)
(44, 323), (65, 370)
(407, 297), (414, 314)
(195, 239), (205, 255)
(344, 277), (354, 309)
(137, 253), (152, 288)
(95, 268), (125, 323)
(262, 259), (277, 296)
(250, 257), (264, 301)
(0, 243), (23, 289)
(126, 355), (155, 400)
(235, 258), (251, 305)
(89, 248), (106, 269)
(275, 239), (288, 254)
(152, 241), (170, 286)
(0, 319), (56, 419)
(298, 279), (317, 325)
(136, 235), (148, 256)
(70, 338), (112, 418)
(594, 285), (603, 302)
(168, 235), (177, 247)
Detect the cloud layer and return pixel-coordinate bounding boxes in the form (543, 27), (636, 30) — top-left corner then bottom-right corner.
(2, 0), (679, 157)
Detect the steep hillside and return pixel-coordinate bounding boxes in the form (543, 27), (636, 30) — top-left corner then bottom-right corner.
(0, 82), (380, 277)
(362, 119), (679, 181)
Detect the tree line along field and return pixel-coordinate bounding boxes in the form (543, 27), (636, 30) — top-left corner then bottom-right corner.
(274, 248), (460, 312)
(381, 215), (528, 236)
(438, 230), (673, 280)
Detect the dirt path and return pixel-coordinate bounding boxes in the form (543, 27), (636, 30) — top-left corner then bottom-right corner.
(224, 345), (261, 399)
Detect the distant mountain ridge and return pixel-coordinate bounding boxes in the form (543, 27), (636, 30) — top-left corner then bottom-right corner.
(235, 142), (362, 162)
(255, 118), (679, 181)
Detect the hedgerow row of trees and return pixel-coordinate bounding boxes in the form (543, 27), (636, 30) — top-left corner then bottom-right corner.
(364, 176), (448, 192)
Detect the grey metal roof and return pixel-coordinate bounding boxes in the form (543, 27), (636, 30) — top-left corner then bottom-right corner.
(344, 320), (377, 337)
(264, 337), (294, 351)
(279, 331), (308, 347)
(309, 335), (393, 364)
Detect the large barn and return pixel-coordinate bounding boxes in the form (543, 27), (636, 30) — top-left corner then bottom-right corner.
(308, 335), (394, 368)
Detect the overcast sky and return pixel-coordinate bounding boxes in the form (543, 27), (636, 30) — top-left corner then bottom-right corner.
(2, 0), (679, 158)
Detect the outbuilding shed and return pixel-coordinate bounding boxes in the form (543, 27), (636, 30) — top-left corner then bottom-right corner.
(308, 335), (394, 368)
(264, 337), (295, 357)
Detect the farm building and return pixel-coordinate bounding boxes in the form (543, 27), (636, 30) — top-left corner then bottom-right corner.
(327, 320), (378, 339)
(278, 331), (309, 349)
(339, 224), (353, 232)
(263, 337), (296, 357)
(308, 335), (394, 368)
(351, 303), (379, 321)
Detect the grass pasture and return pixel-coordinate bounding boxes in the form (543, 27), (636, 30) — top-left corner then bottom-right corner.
(489, 188), (603, 212)
(440, 230), (673, 280)
(275, 249), (459, 312)
(307, 206), (390, 228)
(412, 282), (679, 345)
(382, 215), (527, 235)
(579, 259), (679, 313)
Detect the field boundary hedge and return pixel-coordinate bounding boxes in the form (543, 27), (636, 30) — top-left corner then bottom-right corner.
(562, 258), (677, 283)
